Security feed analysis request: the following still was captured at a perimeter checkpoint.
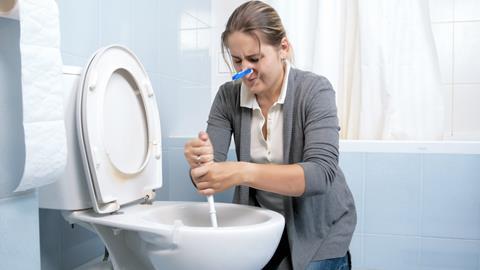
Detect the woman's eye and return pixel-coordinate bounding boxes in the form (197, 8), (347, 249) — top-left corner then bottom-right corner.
(250, 58), (259, 63)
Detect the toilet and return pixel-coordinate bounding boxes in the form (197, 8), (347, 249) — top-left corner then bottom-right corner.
(39, 45), (285, 270)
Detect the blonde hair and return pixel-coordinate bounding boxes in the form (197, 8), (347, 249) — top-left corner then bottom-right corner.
(221, 1), (293, 72)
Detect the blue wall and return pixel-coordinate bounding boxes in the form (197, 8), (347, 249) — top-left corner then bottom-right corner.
(341, 152), (480, 270)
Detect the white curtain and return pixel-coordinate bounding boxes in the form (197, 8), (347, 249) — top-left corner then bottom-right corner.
(271, 0), (444, 140)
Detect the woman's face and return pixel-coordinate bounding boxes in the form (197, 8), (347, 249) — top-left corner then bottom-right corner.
(227, 31), (287, 96)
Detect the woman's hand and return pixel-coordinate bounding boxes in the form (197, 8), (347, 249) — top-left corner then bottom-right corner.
(190, 162), (246, 196)
(184, 131), (214, 169)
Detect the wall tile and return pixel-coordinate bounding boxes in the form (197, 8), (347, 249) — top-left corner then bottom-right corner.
(195, 0), (212, 27)
(163, 137), (190, 149)
(180, 28), (197, 52)
(153, 75), (210, 138)
(429, 0), (454, 22)
(156, 2), (182, 78)
(152, 74), (181, 138)
(182, 0), (212, 27)
(454, 0), (480, 21)
(180, 48), (211, 85)
(179, 0), (198, 17)
(364, 235), (420, 270)
(339, 152), (364, 233)
(179, 12), (197, 54)
(217, 52), (231, 74)
(60, 220), (104, 269)
(181, 11), (198, 29)
(349, 234), (364, 268)
(364, 154), (422, 235)
(452, 84), (480, 138)
(149, 73), (168, 141)
(57, 0), (99, 58)
(420, 238), (480, 270)
(39, 209), (62, 270)
(178, 14), (212, 88)
(431, 23), (454, 83)
(197, 27), (211, 51)
(167, 148), (205, 201)
(454, 22), (480, 83)
(99, 0), (132, 48)
(61, 52), (87, 67)
(422, 154), (480, 239)
(171, 84), (210, 136)
(0, 18), (24, 199)
(0, 192), (40, 270)
(131, 0), (159, 73)
(179, 0), (210, 26)
(443, 84), (454, 138)
(176, 8), (212, 86)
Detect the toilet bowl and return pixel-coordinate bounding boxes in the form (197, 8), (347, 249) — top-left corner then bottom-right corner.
(39, 45), (284, 270)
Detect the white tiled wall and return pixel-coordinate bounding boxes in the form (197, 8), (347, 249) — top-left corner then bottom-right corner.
(430, 0), (480, 140)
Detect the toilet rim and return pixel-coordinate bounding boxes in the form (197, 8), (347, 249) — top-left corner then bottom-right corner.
(66, 201), (285, 234)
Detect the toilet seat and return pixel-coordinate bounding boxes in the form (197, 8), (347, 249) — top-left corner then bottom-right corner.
(76, 45), (162, 214)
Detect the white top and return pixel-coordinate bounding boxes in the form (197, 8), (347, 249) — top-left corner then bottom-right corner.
(240, 61), (291, 215)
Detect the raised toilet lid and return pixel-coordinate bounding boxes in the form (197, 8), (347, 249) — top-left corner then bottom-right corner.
(77, 45), (162, 214)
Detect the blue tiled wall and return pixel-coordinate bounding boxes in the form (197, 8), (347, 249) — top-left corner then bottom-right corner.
(57, 0), (212, 138)
(0, 191), (40, 269)
(340, 152), (480, 270)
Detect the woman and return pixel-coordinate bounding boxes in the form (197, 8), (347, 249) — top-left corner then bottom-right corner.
(184, 1), (356, 269)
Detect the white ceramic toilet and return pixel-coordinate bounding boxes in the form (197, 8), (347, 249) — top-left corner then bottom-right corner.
(39, 45), (285, 270)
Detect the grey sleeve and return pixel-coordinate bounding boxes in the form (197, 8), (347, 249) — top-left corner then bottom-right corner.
(206, 85), (233, 162)
(298, 77), (340, 196)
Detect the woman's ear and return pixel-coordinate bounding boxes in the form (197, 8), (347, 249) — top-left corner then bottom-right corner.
(280, 37), (289, 60)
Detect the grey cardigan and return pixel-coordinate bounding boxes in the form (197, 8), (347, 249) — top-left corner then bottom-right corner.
(206, 68), (356, 270)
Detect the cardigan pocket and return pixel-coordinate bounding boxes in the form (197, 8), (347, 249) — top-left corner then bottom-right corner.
(311, 188), (349, 237)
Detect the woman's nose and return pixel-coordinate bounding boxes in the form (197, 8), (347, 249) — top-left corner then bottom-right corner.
(242, 60), (255, 71)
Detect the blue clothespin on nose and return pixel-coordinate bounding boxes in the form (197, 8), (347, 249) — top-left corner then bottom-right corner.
(231, 68), (253, 80)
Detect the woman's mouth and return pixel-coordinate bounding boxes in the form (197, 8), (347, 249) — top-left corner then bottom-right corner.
(245, 77), (257, 87)
(246, 74), (257, 83)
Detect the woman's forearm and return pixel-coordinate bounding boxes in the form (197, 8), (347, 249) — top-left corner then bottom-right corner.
(240, 162), (305, 197)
